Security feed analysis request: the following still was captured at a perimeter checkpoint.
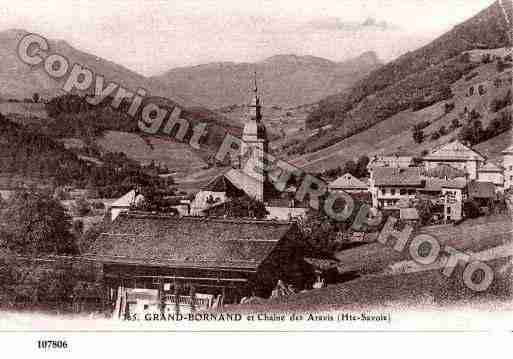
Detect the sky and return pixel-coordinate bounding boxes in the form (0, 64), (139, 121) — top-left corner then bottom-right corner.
(0, 0), (498, 76)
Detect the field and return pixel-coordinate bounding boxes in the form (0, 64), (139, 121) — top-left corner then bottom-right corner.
(334, 214), (512, 275)
(287, 59), (512, 173)
(95, 130), (207, 178)
(0, 101), (48, 119)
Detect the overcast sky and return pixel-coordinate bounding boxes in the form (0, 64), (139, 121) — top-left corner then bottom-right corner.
(0, 0), (497, 76)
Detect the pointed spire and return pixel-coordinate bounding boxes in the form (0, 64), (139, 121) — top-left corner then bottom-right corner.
(253, 71), (258, 94)
(249, 71), (262, 122)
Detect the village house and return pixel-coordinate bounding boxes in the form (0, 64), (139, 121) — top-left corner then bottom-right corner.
(369, 162), (468, 221)
(421, 140), (486, 180)
(477, 162), (505, 190)
(328, 173), (369, 194)
(85, 212), (313, 316)
(368, 167), (422, 209)
(468, 181), (497, 210)
(502, 145), (513, 190)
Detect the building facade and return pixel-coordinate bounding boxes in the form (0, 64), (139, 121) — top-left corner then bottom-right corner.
(86, 213), (313, 317)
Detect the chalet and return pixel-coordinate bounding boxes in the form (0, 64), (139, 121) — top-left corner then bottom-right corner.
(328, 173), (369, 194)
(369, 167), (422, 209)
(85, 213), (313, 316)
(422, 140), (485, 180)
(468, 181), (496, 208)
(502, 145), (513, 190)
(477, 162), (505, 190)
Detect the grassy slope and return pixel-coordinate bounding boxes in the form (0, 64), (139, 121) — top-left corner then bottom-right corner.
(95, 131), (207, 178)
(290, 58), (512, 172)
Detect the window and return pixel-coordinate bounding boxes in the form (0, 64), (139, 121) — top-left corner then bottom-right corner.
(509, 166), (512, 171)
(381, 189), (386, 195)
(391, 188), (396, 195)
(447, 207), (451, 214)
(400, 189), (407, 195)
(408, 189), (415, 195)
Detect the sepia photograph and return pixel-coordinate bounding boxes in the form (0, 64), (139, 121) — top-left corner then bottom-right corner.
(0, 0), (512, 354)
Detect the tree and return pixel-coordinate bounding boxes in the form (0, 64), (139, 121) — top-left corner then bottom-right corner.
(73, 197), (91, 216)
(415, 199), (433, 225)
(450, 118), (460, 130)
(356, 156), (370, 178)
(463, 199), (480, 219)
(412, 127), (424, 144)
(438, 125), (447, 137)
(444, 102), (455, 114)
(430, 131), (441, 141)
(1, 190), (77, 255)
(225, 195), (269, 219)
(343, 160), (358, 176)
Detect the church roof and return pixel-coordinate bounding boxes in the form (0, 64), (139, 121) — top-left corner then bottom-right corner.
(423, 140), (485, 161)
(328, 173), (368, 190)
(224, 169), (263, 199)
(111, 190), (144, 208)
(86, 212), (296, 271)
(201, 172), (232, 192)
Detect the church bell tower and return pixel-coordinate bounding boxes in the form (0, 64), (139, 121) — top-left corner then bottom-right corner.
(240, 73), (268, 202)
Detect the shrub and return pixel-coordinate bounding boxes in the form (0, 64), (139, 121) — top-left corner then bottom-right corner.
(73, 198), (91, 216)
(430, 131), (441, 141)
(412, 127), (424, 144)
(444, 102), (455, 114)
(450, 118), (460, 130)
(464, 72), (479, 81)
(497, 59), (512, 73)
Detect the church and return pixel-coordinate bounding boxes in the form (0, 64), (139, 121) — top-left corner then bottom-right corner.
(189, 76), (308, 220)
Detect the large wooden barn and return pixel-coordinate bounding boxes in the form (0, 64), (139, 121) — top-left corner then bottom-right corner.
(85, 212), (313, 312)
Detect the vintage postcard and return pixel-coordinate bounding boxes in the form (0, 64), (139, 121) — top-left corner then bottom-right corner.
(0, 0), (512, 353)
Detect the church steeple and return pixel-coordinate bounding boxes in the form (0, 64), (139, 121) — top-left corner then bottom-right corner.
(240, 72), (268, 202)
(248, 71), (262, 123)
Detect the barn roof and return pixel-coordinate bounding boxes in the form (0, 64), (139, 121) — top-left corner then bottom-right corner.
(420, 164), (467, 179)
(86, 213), (296, 271)
(422, 177), (467, 191)
(110, 190), (144, 208)
(423, 140), (485, 161)
(373, 167), (423, 187)
(478, 162), (503, 173)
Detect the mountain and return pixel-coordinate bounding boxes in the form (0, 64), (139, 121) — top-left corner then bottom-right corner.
(280, 0), (513, 172)
(0, 29), (197, 106)
(0, 29), (244, 170)
(306, 0), (511, 131)
(151, 52), (382, 108)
